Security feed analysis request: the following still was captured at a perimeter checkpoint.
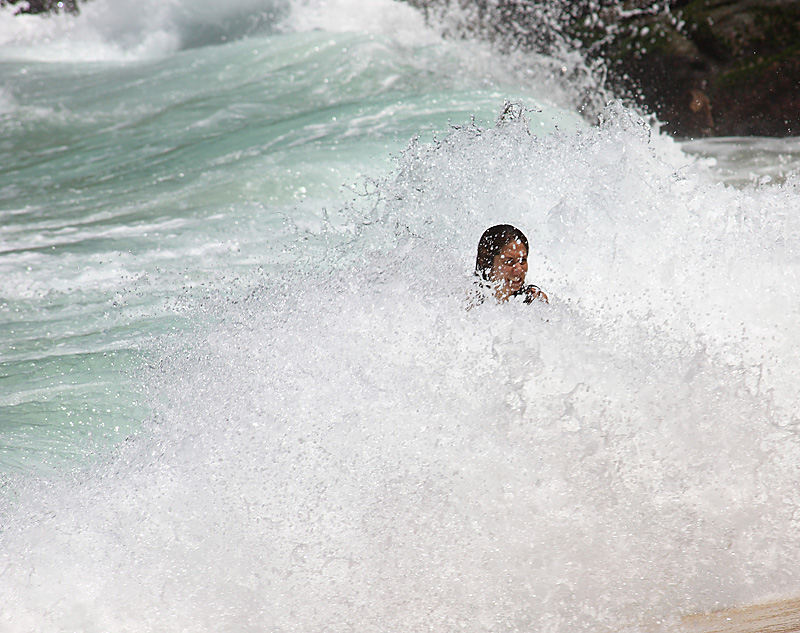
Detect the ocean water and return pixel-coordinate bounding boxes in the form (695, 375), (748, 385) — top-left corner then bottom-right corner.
(1, 0), (800, 631)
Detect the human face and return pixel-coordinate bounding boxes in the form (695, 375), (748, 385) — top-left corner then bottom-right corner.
(490, 239), (528, 301)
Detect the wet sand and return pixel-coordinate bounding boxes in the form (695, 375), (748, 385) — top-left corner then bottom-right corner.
(681, 597), (800, 633)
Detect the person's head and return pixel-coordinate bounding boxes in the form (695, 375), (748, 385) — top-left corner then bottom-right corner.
(475, 224), (529, 300)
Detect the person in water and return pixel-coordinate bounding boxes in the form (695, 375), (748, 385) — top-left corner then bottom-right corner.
(474, 224), (548, 304)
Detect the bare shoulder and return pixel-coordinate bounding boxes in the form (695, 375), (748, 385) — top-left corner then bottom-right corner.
(522, 284), (548, 304)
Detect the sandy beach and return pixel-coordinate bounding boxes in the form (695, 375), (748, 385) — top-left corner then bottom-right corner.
(682, 597), (800, 633)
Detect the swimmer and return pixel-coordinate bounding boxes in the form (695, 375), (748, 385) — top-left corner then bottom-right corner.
(473, 224), (548, 305)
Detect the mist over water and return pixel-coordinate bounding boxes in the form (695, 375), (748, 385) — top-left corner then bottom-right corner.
(2, 0), (800, 631)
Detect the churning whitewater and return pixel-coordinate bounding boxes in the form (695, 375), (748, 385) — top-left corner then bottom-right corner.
(1, 0), (800, 631)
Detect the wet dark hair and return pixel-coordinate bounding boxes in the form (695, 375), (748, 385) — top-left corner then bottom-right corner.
(475, 224), (529, 281)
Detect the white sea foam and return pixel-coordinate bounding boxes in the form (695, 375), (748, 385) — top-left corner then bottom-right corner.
(285, 0), (436, 43)
(0, 0), (289, 60)
(0, 0), (445, 62)
(2, 0), (800, 628)
(2, 100), (800, 631)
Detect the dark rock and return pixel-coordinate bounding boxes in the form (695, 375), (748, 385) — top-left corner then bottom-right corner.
(403, 0), (800, 138)
(1, 0), (80, 15)
(620, 0), (800, 136)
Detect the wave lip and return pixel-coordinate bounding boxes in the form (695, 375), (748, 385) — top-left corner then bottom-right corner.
(0, 0), (445, 62)
(0, 0), (290, 61)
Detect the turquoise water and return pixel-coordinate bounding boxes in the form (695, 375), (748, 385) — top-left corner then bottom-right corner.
(0, 17), (582, 473)
(2, 0), (800, 631)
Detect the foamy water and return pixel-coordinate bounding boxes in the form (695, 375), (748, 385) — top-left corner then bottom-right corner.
(2, 0), (800, 631)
